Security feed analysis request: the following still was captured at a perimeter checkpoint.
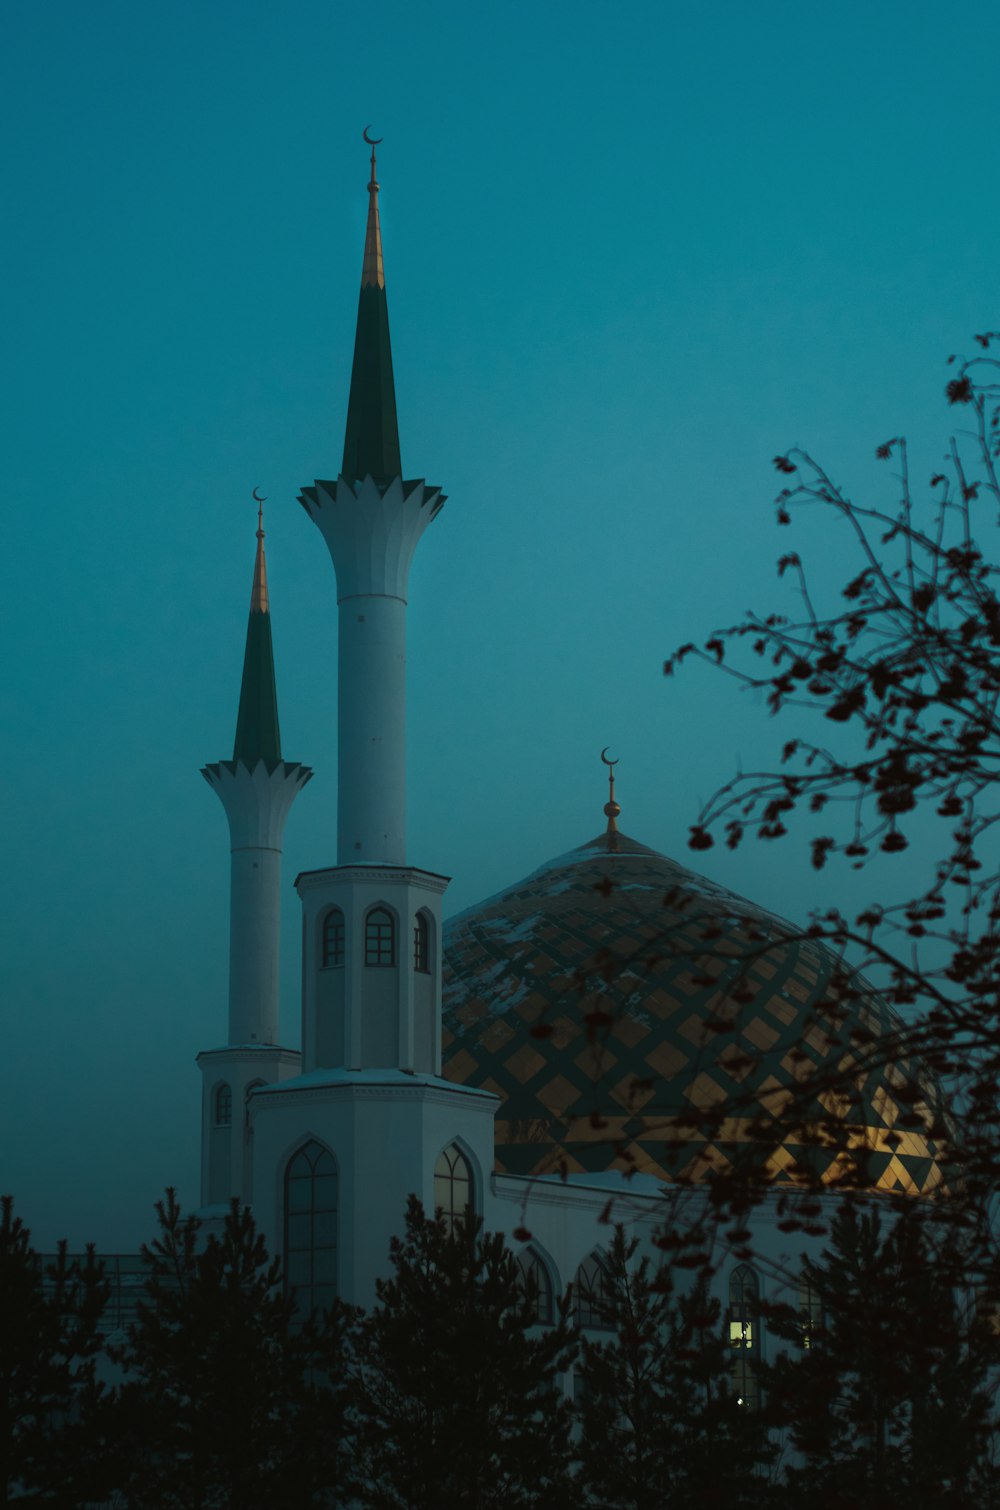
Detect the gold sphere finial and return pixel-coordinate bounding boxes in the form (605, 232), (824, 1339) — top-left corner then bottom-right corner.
(600, 747), (621, 852)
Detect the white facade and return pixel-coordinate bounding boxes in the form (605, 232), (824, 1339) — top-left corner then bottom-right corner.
(191, 152), (887, 1361)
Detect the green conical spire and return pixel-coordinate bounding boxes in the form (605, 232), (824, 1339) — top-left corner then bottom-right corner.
(233, 504), (282, 766)
(341, 134), (401, 484)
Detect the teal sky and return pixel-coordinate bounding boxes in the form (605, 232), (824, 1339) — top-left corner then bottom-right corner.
(4, 0), (998, 1249)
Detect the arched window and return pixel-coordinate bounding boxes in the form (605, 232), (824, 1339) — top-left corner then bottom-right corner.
(799, 1272), (823, 1350)
(575, 1252), (614, 1331)
(516, 1248), (555, 1325)
(284, 1140), (338, 1316)
(729, 1264), (760, 1408)
(434, 1143), (473, 1234)
(413, 912), (430, 973)
(214, 1083), (232, 1127)
(321, 908), (345, 969)
(365, 907), (395, 968)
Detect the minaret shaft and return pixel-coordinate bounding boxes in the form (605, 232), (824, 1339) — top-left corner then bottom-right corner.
(228, 845), (281, 1043)
(338, 594), (407, 865)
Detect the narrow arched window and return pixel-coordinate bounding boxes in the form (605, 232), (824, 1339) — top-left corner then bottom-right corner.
(321, 908), (345, 969)
(575, 1252), (614, 1331)
(284, 1140), (338, 1316)
(434, 1143), (472, 1234)
(729, 1264), (760, 1408)
(214, 1083), (232, 1126)
(365, 907), (395, 968)
(799, 1272), (823, 1349)
(413, 912), (430, 973)
(517, 1248), (555, 1325)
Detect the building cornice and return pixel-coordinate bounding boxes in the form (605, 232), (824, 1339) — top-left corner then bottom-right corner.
(294, 863), (450, 893)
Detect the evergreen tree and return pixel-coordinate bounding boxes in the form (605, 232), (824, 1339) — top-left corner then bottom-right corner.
(766, 1200), (1000, 1510)
(354, 1196), (576, 1510)
(575, 1227), (776, 1509)
(113, 1189), (357, 1510)
(0, 1194), (111, 1508)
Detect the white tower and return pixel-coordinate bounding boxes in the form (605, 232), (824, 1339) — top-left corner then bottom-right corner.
(196, 505), (311, 1208)
(248, 139), (497, 1305)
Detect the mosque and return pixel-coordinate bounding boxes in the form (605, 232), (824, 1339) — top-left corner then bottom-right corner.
(187, 136), (948, 1391)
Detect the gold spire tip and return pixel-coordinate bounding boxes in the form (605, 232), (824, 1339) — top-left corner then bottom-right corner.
(250, 488), (269, 613)
(360, 126), (386, 290)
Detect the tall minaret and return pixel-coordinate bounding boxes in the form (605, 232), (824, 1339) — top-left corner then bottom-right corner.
(299, 133), (443, 867)
(246, 138), (497, 1305)
(196, 504), (311, 1207)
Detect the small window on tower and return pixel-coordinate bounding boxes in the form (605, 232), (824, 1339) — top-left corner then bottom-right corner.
(729, 1264), (761, 1409)
(799, 1273), (823, 1349)
(365, 907), (395, 968)
(434, 1143), (473, 1233)
(322, 908), (345, 969)
(413, 912), (430, 973)
(516, 1248), (555, 1326)
(214, 1083), (232, 1127)
(575, 1252), (615, 1331)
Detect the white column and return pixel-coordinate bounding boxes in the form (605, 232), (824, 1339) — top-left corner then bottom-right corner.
(297, 474), (444, 866)
(337, 594), (407, 864)
(202, 759), (312, 1045)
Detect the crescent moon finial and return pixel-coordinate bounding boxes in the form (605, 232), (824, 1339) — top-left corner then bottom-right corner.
(600, 748), (621, 851)
(251, 486), (267, 538)
(362, 126), (382, 190)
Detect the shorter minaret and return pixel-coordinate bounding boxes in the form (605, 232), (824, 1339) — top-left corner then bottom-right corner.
(196, 502), (311, 1207)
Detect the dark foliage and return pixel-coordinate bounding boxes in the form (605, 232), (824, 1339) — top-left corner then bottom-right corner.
(353, 1196), (576, 1510)
(111, 1190), (356, 1510)
(661, 346), (1000, 1246)
(0, 1194), (111, 1508)
(575, 1226), (776, 1509)
(765, 1200), (1000, 1509)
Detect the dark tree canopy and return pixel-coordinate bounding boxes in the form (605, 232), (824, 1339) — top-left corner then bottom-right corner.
(764, 1200), (1000, 1510)
(0, 1195), (111, 1507)
(575, 1226), (776, 1510)
(111, 1190), (356, 1510)
(662, 345), (1000, 1257)
(353, 1196), (576, 1510)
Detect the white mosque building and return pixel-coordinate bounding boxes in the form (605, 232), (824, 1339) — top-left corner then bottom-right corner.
(188, 136), (948, 1386)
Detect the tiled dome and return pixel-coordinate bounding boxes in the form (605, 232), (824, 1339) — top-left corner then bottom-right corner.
(441, 832), (948, 1195)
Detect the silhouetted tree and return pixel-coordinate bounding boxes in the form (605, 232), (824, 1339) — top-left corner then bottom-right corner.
(113, 1190), (356, 1510)
(664, 342), (1000, 1244)
(354, 1196), (576, 1510)
(0, 1194), (111, 1507)
(765, 1200), (999, 1510)
(575, 1226), (776, 1509)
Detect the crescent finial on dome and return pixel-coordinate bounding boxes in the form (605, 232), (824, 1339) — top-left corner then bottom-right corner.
(601, 747), (621, 851)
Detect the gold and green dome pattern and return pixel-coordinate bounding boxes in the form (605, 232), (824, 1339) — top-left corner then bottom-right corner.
(441, 833), (949, 1195)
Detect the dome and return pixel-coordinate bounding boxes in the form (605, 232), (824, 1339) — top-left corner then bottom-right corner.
(441, 832), (949, 1195)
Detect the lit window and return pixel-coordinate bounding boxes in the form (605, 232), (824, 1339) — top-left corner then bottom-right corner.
(365, 907), (395, 968)
(214, 1083), (232, 1126)
(434, 1143), (472, 1234)
(284, 1140), (338, 1317)
(322, 908), (345, 969)
(799, 1274), (823, 1349)
(729, 1264), (760, 1408)
(413, 912), (430, 973)
(517, 1248), (555, 1325)
(575, 1252), (614, 1331)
